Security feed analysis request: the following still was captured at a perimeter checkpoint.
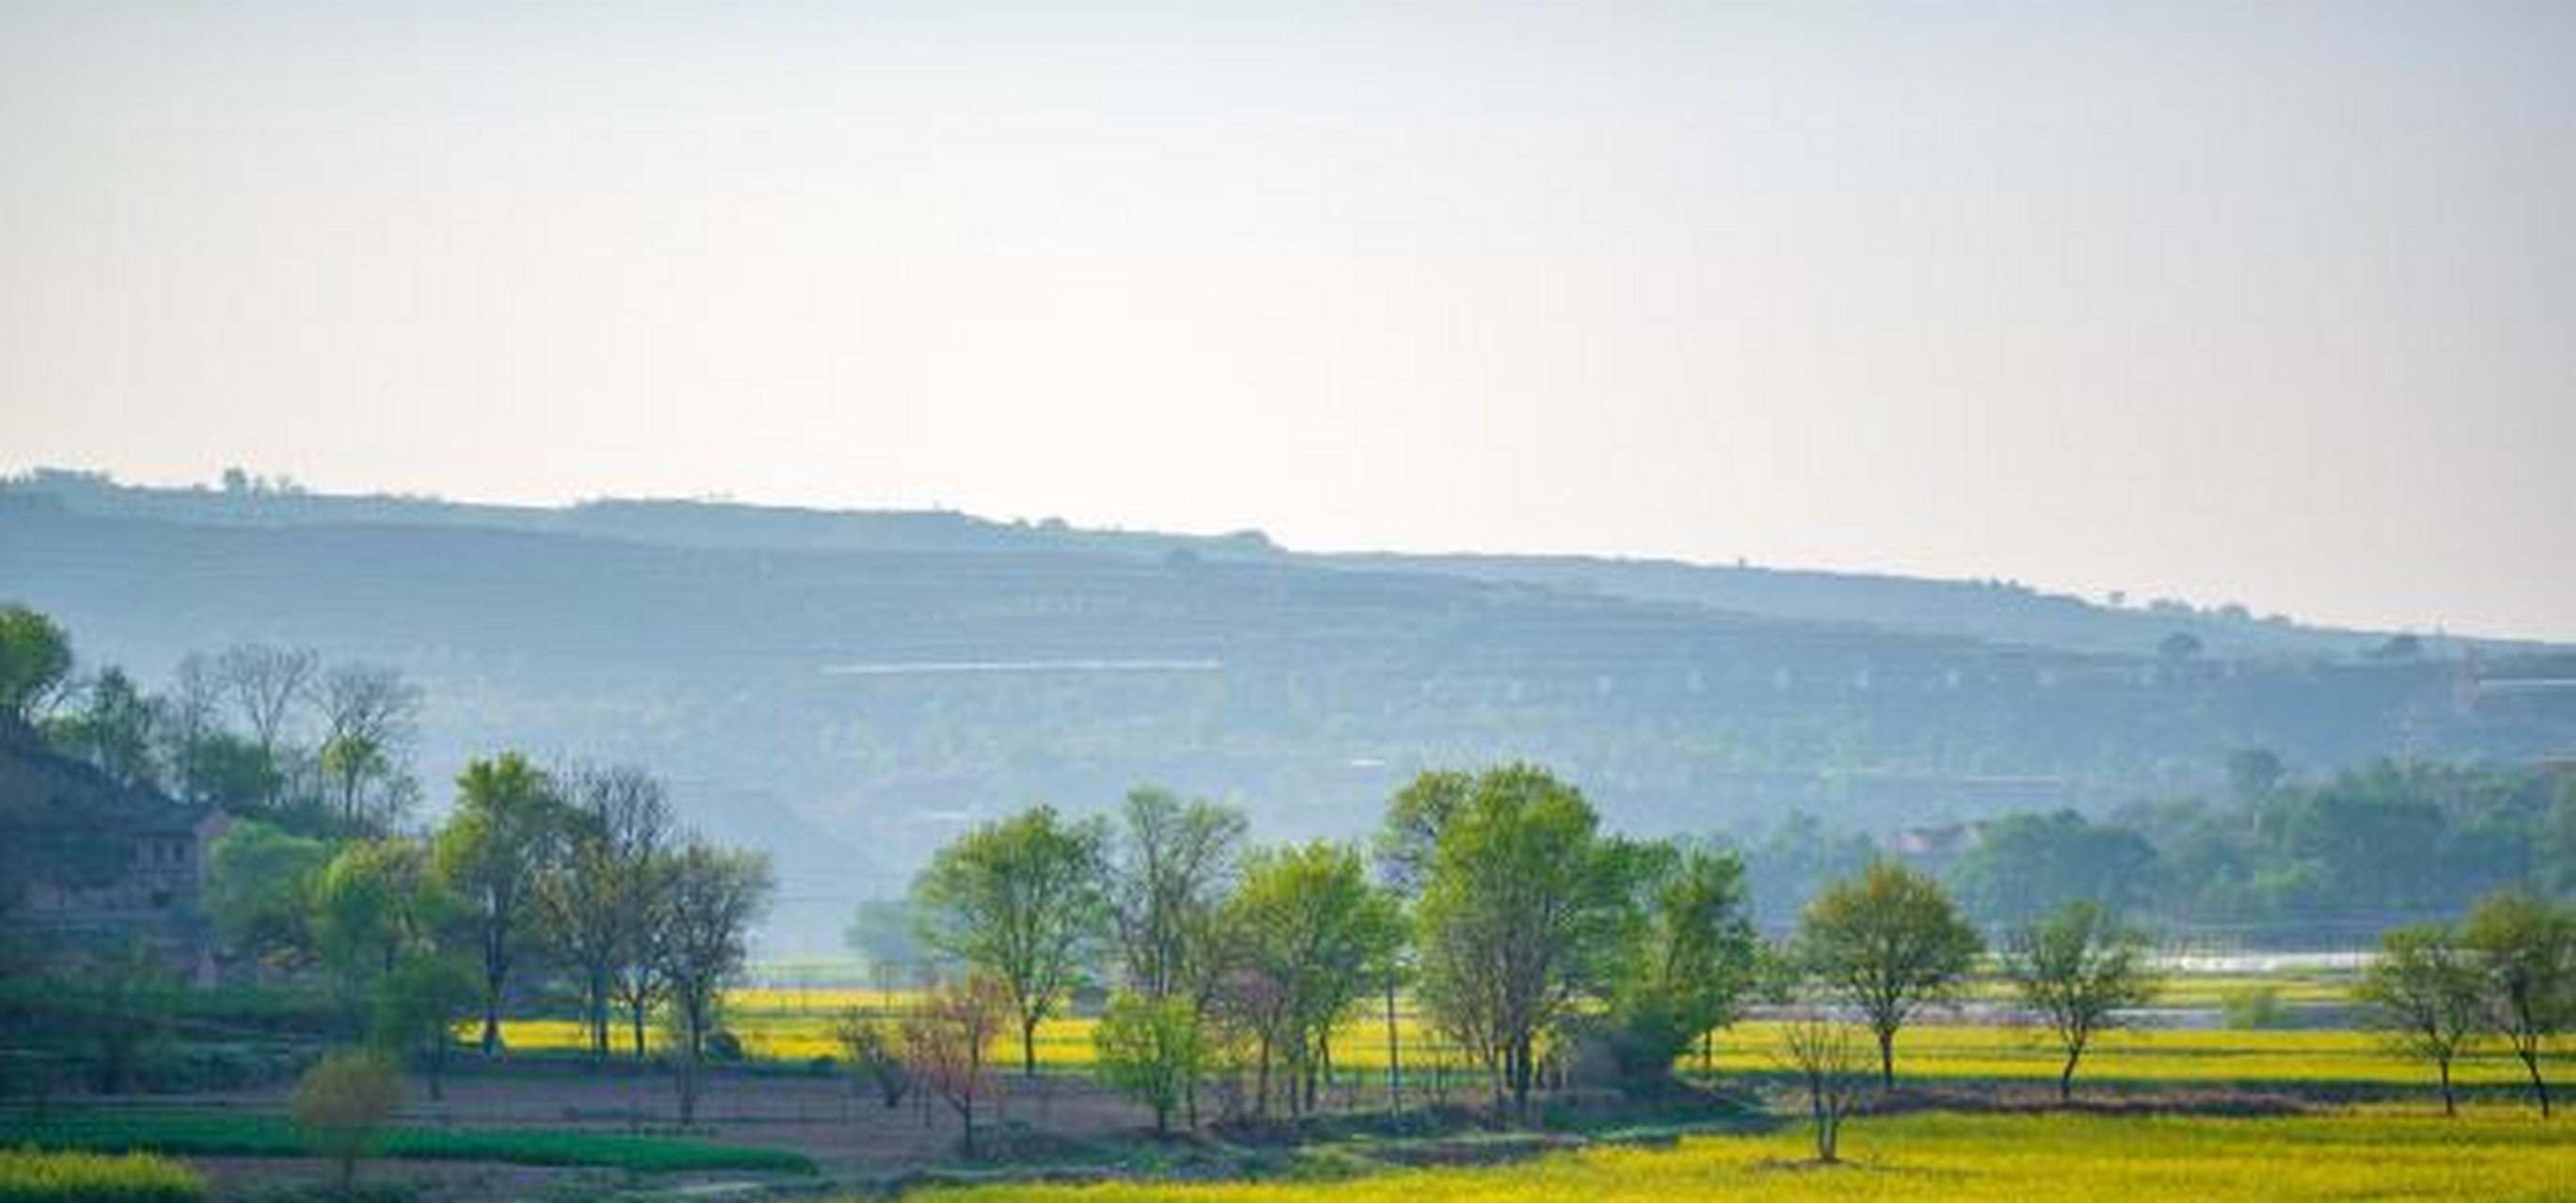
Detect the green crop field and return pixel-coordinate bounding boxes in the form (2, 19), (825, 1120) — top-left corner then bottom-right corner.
(903, 1109), (2576, 1203)
(0, 1111), (814, 1177)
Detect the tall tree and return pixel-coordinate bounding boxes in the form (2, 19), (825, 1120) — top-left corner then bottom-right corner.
(1617, 843), (1761, 1079)
(900, 974), (1011, 1158)
(2360, 923), (2485, 1116)
(2460, 892), (2576, 1117)
(543, 765), (674, 1058)
(1217, 840), (1402, 1117)
(2001, 900), (2160, 1101)
(1412, 764), (1641, 1119)
(0, 603), (73, 726)
(912, 805), (1109, 1076)
(212, 644), (320, 768)
(433, 753), (566, 1055)
(1795, 862), (1984, 1088)
(45, 666), (163, 790)
(312, 664), (423, 832)
(661, 838), (774, 1124)
(1108, 788), (1247, 1005)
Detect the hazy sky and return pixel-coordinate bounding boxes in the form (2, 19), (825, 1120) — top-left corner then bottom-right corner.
(5, 2), (2571, 639)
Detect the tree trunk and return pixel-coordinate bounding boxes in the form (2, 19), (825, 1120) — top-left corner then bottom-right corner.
(1384, 979), (1403, 1116)
(2058, 1044), (2081, 1103)
(1022, 1016), (1041, 1078)
(2521, 1050), (2552, 1118)
(2439, 1057), (2456, 1117)
(1877, 1029), (1895, 1089)
(631, 1003), (650, 1059)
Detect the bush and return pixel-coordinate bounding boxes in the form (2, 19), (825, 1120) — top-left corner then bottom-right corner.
(2220, 987), (2289, 1030)
(0, 1146), (204, 1203)
(704, 1030), (746, 1063)
(292, 1050), (403, 1190)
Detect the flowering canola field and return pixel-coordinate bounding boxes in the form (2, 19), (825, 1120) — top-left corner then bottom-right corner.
(904, 1109), (2576, 1203)
(484, 986), (2531, 1090)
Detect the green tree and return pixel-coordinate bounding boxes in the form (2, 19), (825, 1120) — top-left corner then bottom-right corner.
(912, 805), (1109, 1077)
(291, 1048), (403, 1192)
(0, 603), (73, 725)
(368, 953), (477, 1101)
(2460, 892), (2576, 1117)
(44, 666), (162, 790)
(1108, 788), (1246, 1005)
(1094, 991), (1210, 1134)
(433, 753), (566, 1055)
(662, 839), (774, 1124)
(205, 820), (334, 970)
(1412, 764), (1641, 1119)
(542, 765), (673, 1058)
(1948, 811), (2158, 927)
(843, 898), (920, 994)
(2001, 900), (2160, 1101)
(1217, 840), (1402, 1117)
(1795, 862), (1984, 1088)
(1616, 843), (1760, 1081)
(310, 837), (443, 1004)
(2360, 923), (2485, 1116)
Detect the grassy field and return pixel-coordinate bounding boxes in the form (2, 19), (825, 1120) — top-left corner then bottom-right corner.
(902, 1109), (2576, 1203)
(0, 1111), (814, 1176)
(482, 983), (2513, 1094)
(0, 1148), (204, 1203)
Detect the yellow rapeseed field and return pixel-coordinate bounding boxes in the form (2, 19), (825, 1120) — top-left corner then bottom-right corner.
(904, 1109), (2576, 1203)
(481, 985), (2525, 1089)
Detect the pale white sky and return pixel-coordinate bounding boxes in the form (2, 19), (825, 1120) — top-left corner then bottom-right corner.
(4, 2), (2571, 640)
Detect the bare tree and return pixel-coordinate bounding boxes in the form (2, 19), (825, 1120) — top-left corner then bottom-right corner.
(313, 664), (423, 829)
(901, 974), (1012, 1158)
(215, 643), (320, 758)
(1773, 1011), (1869, 1164)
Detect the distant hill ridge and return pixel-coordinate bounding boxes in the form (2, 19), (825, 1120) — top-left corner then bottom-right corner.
(3, 468), (2522, 661)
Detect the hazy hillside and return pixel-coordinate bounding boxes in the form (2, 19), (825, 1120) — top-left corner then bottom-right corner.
(6, 472), (2572, 948)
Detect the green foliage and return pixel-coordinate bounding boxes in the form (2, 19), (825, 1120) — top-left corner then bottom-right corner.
(1108, 788), (1247, 1005)
(434, 752), (568, 1054)
(912, 805), (1110, 1075)
(291, 1049), (402, 1188)
(2218, 987), (2289, 1031)
(843, 898), (920, 988)
(0, 1147), (203, 1203)
(1093, 992), (1210, 1133)
(206, 820), (337, 969)
(1610, 844), (1759, 1085)
(1217, 839), (1402, 1117)
(1948, 812), (2157, 928)
(1412, 765), (1642, 1116)
(2359, 922), (2485, 1113)
(0, 603), (73, 725)
(2001, 901), (2160, 1100)
(2459, 892), (2576, 1116)
(1793, 861), (1983, 1086)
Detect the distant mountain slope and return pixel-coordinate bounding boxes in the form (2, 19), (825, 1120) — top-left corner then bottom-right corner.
(5, 472), (2571, 950)
(7, 468), (2521, 660)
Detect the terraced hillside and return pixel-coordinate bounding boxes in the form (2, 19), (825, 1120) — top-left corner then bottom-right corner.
(4, 478), (2571, 946)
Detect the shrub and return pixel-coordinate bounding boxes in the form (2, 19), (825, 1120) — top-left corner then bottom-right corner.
(0, 1146), (204, 1203)
(704, 1030), (746, 1063)
(2220, 987), (2289, 1031)
(291, 1050), (403, 1190)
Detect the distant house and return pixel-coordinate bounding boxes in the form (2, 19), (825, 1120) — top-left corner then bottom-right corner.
(0, 722), (227, 983)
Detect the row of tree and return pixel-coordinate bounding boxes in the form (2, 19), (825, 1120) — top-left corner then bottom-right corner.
(205, 753), (775, 1118)
(1739, 756), (2576, 935)
(1, 603), (427, 835)
(873, 767), (2185, 1143)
